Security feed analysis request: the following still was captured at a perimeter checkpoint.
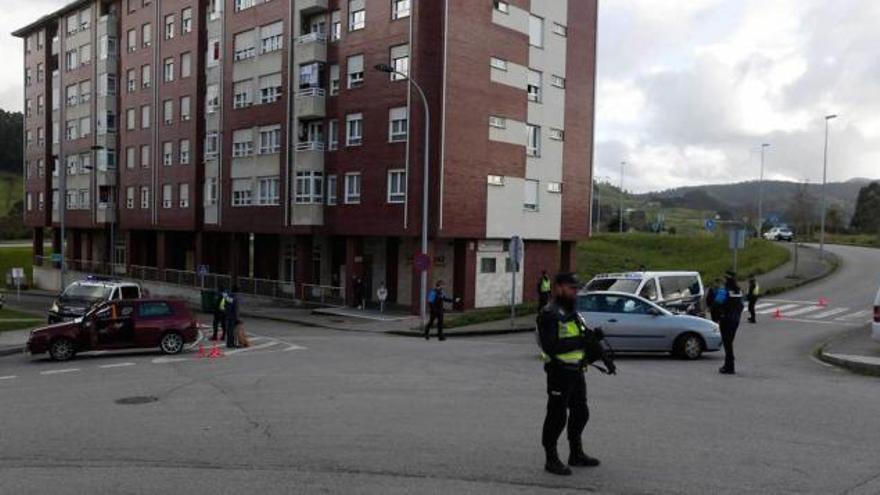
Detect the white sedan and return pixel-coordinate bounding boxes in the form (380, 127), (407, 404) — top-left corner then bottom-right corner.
(578, 291), (722, 360)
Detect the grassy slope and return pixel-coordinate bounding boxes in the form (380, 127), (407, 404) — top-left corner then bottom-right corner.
(0, 172), (22, 217)
(0, 246), (33, 286)
(0, 307), (42, 333)
(577, 233), (790, 283)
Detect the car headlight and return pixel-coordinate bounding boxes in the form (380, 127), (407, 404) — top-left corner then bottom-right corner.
(50, 301), (59, 313)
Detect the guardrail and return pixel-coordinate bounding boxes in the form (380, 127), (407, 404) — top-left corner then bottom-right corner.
(296, 87), (326, 99)
(301, 284), (344, 307)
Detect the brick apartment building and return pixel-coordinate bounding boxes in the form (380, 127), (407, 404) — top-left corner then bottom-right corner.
(14, 0), (597, 309)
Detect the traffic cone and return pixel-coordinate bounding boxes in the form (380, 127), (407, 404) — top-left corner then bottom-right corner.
(818, 297), (828, 307)
(196, 343), (207, 359)
(208, 343), (224, 359)
(774, 308), (783, 320)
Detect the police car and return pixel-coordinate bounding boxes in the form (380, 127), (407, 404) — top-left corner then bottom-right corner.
(585, 271), (706, 316)
(47, 277), (143, 323)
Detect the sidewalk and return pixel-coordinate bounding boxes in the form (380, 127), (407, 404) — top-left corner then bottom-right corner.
(0, 329), (31, 357)
(816, 326), (880, 377)
(756, 243), (838, 296)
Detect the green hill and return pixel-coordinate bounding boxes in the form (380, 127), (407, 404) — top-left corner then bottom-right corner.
(0, 172), (22, 217)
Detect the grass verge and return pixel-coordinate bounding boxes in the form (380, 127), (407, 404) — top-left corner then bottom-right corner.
(0, 245), (33, 287)
(444, 302), (538, 329)
(0, 307), (43, 333)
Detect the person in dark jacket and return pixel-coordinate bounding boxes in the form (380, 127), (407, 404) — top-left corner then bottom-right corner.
(537, 271), (552, 309)
(353, 277), (366, 310)
(746, 276), (760, 323)
(718, 272), (744, 374)
(211, 287), (227, 342)
(706, 278), (723, 323)
(424, 280), (455, 341)
(224, 286), (240, 349)
(537, 272), (615, 476)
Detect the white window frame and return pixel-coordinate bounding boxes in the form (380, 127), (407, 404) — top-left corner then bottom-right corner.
(387, 169), (406, 203)
(346, 113), (363, 146)
(344, 173), (362, 204)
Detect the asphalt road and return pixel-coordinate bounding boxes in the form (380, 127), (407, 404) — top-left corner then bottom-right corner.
(1, 244), (879, 494)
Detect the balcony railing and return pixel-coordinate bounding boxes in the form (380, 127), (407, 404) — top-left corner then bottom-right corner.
(296, 32), (327, 45)
(296, 141), (326, 152)
(296, 87), (326, 98)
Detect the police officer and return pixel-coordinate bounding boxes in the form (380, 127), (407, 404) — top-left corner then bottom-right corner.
(537, 272), (616, 476)
(224, 286), (240, 349)
(746, 276), (760, 324)
(718, 272), (744, 374)
(537, 271), (552, 309)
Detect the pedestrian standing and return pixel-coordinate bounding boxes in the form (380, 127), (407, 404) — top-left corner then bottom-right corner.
(377, 282), (388, 313)
(211, 287), (227, 342)
(706, 278), (723, 323)
(536, 272), (616, 476)
(537, 271), (552, 309)
(425, 280), (454, 341)
(718, 272), (744, 374)
(353, 277), (365, 310)
(747, 276), (760, 324)
(224, 286), (240, 349)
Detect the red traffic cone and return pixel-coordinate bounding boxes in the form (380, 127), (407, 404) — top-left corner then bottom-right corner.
(196, 343), (207, 359)
(818, 297), (828, 307)
(774, 308), (783, 320)
(208, 343), (224, 359)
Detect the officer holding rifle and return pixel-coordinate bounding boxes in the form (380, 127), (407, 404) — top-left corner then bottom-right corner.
(536, 272), (616, 476)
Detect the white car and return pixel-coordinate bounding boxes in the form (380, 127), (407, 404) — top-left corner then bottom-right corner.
(872, 285), (880, 343)
(763, 227), (794, 242)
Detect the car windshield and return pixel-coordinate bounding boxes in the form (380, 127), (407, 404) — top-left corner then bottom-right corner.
(586, 278), (642, 293)
(62, 284), (112, 301)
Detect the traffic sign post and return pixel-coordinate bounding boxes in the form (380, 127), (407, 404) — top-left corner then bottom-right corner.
(11, 267), (24, 301)
(509, 236), (524, 327)
(728, 228), (747, 274)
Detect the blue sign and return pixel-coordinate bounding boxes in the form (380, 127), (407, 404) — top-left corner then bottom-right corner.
(50, 253), (62, 263)
(705, 219), (716, 232)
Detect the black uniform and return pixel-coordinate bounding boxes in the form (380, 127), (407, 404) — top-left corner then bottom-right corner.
(224, 292), (239, 349)
(537, 301), (613, 470)
(706, 287), (721, 323)
(424, 287), (453, 340)
(719, 280), (744, 373)
(747, 280), (759, 323)
(211, 291), (226, 341)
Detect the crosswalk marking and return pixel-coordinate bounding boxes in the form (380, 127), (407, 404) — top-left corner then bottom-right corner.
(98, 362), (136, 369)
(836, 310), (871, 321)
(784, 306), (824, 317)
(41, 368), (80, 375)
(225, 341), (279, 355)
(758, 303), (801, 315)
(809, 307), (849, 319)
(0, 375), (17, 380)
(754, 302), (775, 310)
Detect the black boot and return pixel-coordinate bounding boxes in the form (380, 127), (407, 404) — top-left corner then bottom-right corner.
(568, 443), (600, 467)
(545, 449), (572, 476)
(719, 366), (735, 375)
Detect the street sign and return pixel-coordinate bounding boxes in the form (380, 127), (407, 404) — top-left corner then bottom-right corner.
(510, 236), (524, 268)
(509, 236), (524, 327)
(414, 253), (431, 272)
(51, 253), (62, 263)
(705, 219), (716, 232)
(728, 229), (747, 251)
(11, 267), (24, 279)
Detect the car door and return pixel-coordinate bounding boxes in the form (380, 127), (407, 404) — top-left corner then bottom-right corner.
(133, 301), (175, 348)
(606, 295), (673, 351)
(577, 294), (636, 351)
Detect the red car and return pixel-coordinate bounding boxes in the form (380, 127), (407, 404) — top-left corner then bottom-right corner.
(27, 299), (200, 361)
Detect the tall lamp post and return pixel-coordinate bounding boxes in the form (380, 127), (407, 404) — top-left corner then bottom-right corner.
(819, 114), (838, 259)
(375, 63), (431, 326)
(757, 143), (770, 236)
(619, 161), (626, 233)
(56, 154), (66, 292)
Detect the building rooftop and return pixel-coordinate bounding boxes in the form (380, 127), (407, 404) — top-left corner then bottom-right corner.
(12, 0), (91, 37)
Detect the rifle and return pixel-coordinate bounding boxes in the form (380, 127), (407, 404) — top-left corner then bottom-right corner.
(574, 312), (617, 375)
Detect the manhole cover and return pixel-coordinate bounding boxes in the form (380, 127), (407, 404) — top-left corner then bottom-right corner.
(115, 396), (158, 405)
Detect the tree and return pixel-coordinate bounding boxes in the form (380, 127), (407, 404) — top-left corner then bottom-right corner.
(0, 109), (23, 175)
(825, 205), (846, 234)
(850, 182), (880, 234)
(785, 183), (816, 236)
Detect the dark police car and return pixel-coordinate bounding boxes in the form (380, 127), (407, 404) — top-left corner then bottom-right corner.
(47, 277), (143, 323)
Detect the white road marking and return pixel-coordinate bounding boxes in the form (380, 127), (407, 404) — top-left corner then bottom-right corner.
(753, 302), (775, 310)
(152, 357), (188, 364)
(41, 368), (80, 375)
(225, 341), (280, 355)
(808, 307), (849, 319)
(283, 344), (306, 352)
(98, 362), (136, 369)
(761, 298), (826, 305)
(0, 375), (18, 380)
(784, 306), (824, 317)
(836, 310), (871, 321)
(758, 303), (801, 315)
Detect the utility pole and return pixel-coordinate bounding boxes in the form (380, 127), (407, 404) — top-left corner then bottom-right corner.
(619, 161), (625, 234)
(820, 114), (837, 259)
(757, 143), (770, 236)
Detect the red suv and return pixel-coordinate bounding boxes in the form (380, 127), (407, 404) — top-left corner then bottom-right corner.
(27, 299), (200, 361)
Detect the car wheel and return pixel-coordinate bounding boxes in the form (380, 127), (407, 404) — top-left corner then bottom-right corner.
(160, 332), (184, 355)
(49, 338), (76, 361)
(673, 333), (704, 360)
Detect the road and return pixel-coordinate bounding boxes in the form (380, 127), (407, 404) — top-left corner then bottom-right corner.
(0, 244), (878, 494)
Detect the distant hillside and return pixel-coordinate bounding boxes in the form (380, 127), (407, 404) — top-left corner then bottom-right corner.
(0, 109), (22, 175)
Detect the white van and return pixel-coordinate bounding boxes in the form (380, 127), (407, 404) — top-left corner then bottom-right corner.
(585, 271), (706, 316)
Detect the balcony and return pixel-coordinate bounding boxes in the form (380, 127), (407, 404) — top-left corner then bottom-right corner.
(295, 141), (325, 170)
(295, 32), (327, 62)
(295, 87), (326, 120)
(96, 203), (115, 224)
(299, 0), (328, 15)
(96, 168), (116, 187)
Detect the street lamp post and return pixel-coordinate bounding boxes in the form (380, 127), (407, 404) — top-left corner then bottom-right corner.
(757, 143), (770, 237)
(56, 155), (66, 292)
(820, 114), (837, 259)
(375, 63), (430, 327)
(619, 161), (626, 233)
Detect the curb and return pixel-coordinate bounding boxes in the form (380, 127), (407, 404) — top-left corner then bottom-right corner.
(387, 327), (534, 338)
(0, 346), (25, 358)
(813, 329), (880, 378)
(763, 249), (841, 297)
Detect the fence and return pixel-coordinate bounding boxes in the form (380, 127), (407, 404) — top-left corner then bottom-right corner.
(301, 284), (345, 307)
(238, 277), (297, 300)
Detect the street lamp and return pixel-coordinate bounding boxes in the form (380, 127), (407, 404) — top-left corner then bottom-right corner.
(757, 143), (770, 237)
(619, 161), (626, 233)
(375, 63), (431, 327)
(820, 114), (838, 259)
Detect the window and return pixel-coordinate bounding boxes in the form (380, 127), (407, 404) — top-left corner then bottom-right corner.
(179, 183), (190, 208)
(232, 129), (254, 157)
(26, 193), (32, 212)
(162, 184), (173, 208)
(126, 147), (136, 169)
(37, 63), (45, 83)
(67, 14), (79, 35)
(328, 119), (339, 150)
(551, 75), (565, 89)
(66, 155), (78, 175)
(139, 302), (173, 318)
(205, 131), (219, 159)
(65, 50), (78, 71)
(233, 30), (256, 61)
(552, 22), (568, 37)
(346, 113), (363, 146)
(126, 108), (136, 130)
(163, 141), (173, 165)
(80, 8), (90, 30)
(127, 69), (137, 92)
(79, 80), (92, 104)
(182, 8), (193, 34)
(79, 153), (91, 174)
(180, 52), (192, 78)
(98, 36), (117, 61)
(330, 10), (342, 41)
(66, 84), (79, 107)
(66, 190), (77, 210)
(344, 173), (362, 204)
(259, 125), (282, 154)
(349, 0), (366, 31)
(163, 99), (174, 124)
(204, 178), (218, 206)
(387, 170), (406, 203)
(164, 14), (175, 40)
(527, 124), (540, 156)
(389, 107), (408, 142)
(547, 182), (562, 194)
(487, 175), (504, 186)
(494, 1), (509, 14)
(127, 28), (137, 52)
(232, 178), (252, 206)
(235, 0), (255, 12)
(99, 73), (116, 97)
(179, 139), (190, 164)
(142, 23), (152, 47)
(140, 186), (150, 209)
(142, 64), (151, 88)
(207, 39), (221, 66)
(392, 0), (411, 19)
(180, 96), (191, 121)
(524, 179), (539, 211)
(65, 120), (78, 141)
(480, 258), (497, 274)
(38, 192), (44, 210)
(259, 73), (282, 104)
(79, 117), (91, 137)
(80, 44), (92, 65)
(528, 70), (542, 102)
(126, 187), (135, 208)
(529, 15), (544, 48)
(233, 79), (253, 108)
(489, 116), (506, 129)
(257, 177), (280, 205)
(347, 54), (364, 88)
(163, 57), (174, 82)
(327, 175), (338, 205)
(140, 145), (151, 168)
(390, 44), (410, 80)
(490, 57), (507, 71)
(329, 64), (340, 95)
(294, 171), (323, 204)
(260, 22), (283, 54)
(549, 128), (564, 141)
(206, 84), (220, 113)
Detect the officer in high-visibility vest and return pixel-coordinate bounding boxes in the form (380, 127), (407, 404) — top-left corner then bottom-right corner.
(537, 272), (616, 476)
(746, 276), (760, 324)
(537, 271), (552, 309)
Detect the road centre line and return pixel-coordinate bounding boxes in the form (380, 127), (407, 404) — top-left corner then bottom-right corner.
(0, 375), (17, 380)
(41, 368), (80, 375)
(98, 362), (137, 369)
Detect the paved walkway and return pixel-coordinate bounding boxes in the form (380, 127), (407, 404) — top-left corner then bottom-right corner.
(818, 325), (880, 375)
(753, 242), (836, 296)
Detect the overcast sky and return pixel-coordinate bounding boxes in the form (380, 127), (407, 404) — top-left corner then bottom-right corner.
(2, 0), (878, 192)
